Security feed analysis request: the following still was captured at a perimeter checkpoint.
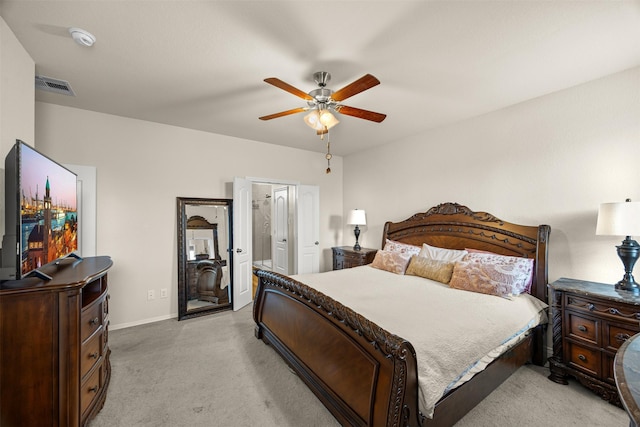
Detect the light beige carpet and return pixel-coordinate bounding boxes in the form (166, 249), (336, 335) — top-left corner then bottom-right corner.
(89, 305), (628, 427)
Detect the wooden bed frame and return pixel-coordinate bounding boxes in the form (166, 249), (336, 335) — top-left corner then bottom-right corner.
(253, 202), (550, 427)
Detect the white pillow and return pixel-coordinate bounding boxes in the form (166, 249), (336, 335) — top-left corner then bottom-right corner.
(418, 243), (468, 263)
(383, 239), (421, 256)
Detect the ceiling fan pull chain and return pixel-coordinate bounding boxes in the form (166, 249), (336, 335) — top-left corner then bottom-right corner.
(326, 131), (332, 174)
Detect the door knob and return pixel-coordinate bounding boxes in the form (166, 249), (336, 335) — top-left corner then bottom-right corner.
(282, 239), (287, 242)
(315, 241), (319, 245)
(236, 248), (243, 253)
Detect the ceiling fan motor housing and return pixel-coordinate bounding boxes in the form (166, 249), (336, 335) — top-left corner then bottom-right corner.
(308, 88), (334, 106)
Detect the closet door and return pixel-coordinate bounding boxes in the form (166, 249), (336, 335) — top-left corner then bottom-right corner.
(296, 185), (320, 274)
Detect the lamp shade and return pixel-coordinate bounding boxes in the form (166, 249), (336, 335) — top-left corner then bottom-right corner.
(596, 201), (640, 236)
(347, 209), (366, 226)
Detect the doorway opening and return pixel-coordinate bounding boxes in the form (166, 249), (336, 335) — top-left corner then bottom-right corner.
(251, 183), (295, 275)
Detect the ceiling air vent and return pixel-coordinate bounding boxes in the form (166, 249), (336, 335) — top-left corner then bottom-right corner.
(35, 76), (76, 96)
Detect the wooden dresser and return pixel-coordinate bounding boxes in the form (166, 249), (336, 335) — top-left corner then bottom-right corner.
(0, 256), (113, 427)
(548, 277), (640, 406)
(332, 246), (377, 270)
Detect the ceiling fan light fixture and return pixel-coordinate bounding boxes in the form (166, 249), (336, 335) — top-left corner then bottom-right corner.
(319, 110), (339, 128)
(304, 109), (338, 132)
(303, 110), (320, 129)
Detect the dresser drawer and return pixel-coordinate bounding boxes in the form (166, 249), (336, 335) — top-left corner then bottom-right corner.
(81, 329), (103, 380)
(81, 300), (103, 343)
(80, 363), (103, 417)
(566, 341), (600, 377)
(566, 312), (598, 345)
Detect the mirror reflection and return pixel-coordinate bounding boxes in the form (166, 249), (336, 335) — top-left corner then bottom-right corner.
(177, 198), (232, 320)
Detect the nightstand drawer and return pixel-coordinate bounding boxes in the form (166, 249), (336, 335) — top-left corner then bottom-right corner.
(603, 352), (616, 384)
(332, 247), (377, 270)
(567, 312), (598, 345)
(604, 324), (637, 351)
(566, 341), (600, 377)
(566, 294), (640, 324)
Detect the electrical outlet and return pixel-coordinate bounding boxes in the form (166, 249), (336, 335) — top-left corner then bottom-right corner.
(160, 288), (168, 298)
(147, 290), (155, 300)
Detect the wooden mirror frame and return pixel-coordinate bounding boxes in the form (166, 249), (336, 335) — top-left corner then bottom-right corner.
(177, 197), (233, 320)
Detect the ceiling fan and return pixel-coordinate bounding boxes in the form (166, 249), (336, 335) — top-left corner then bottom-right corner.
(258, 71), (386, 134)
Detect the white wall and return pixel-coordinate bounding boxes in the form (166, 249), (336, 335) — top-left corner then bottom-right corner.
(35, 102), (343, 328)
(0, 17), (34, 156)
(344, 66), (640, 286)
(0, 17), (34, 239)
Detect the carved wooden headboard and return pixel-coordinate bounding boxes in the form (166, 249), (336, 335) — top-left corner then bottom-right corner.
(382, 202), (550, 302)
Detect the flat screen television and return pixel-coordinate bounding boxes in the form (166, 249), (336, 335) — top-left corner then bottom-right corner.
(1, 140), (78, 281)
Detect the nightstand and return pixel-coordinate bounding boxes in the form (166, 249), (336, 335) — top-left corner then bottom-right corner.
(548, 277), (640, 406)
(332, 246), (377, 270)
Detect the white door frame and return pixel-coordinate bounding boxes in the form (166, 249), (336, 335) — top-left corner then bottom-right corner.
(272, 186), (289, 275)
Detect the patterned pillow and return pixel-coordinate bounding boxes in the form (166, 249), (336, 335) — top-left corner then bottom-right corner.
(383, 239), (421, 256)
(405, 256), (454, 284)
(418, 243), (468, 263)
(449, 253), (535, 298)
(371, 250), (412, 274)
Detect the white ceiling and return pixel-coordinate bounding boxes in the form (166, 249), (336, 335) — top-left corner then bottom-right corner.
(2, 1), (639, 156)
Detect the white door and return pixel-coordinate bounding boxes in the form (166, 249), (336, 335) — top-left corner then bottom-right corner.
(273, 187), (289, 275)
(296, 185), (320, 274)
(233, 177), (252, 311)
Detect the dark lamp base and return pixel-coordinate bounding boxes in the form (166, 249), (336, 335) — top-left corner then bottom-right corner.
(615, 280), (640, 295)
(615, 237), (640, 295)
(353, 225), (362, 252)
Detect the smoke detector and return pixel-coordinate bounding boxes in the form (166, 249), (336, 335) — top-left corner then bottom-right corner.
(68, 27), (96, 47)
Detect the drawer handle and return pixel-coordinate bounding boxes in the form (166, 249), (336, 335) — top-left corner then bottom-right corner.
(577, 325), (587, 332)
(616, 333), (631, 343)
(578, 354), (587, 362)
(90, 317), (99, 326)
(89, 385), (99, 393)
(90, 352), (99, 359)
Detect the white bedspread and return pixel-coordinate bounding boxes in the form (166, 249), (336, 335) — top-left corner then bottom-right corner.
(291, 265), (548, 418)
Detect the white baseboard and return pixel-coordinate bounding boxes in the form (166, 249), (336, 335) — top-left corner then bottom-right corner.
(110, 313), (177, 331)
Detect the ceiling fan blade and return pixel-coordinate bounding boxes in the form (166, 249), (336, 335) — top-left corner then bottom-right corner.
(331, 74), (380, 102)
(264, 78), (314, 101)
(335, 105), (386, 123)
(259, 107), (308, 121)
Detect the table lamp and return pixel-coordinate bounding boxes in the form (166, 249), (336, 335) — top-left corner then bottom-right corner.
(596, 199), (640, 294)
(347, 209), (366, 251)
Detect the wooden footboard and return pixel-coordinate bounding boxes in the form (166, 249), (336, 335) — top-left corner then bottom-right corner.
(253, 270), (423, 427)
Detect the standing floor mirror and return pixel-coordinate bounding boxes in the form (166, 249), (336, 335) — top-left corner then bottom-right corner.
(177, 197), (233, 320)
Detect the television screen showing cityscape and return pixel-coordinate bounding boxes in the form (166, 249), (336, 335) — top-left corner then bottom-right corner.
(19, 143), (77, 275)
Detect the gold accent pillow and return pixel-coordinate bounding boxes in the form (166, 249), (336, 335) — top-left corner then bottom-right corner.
(405, 256), (455, 284)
